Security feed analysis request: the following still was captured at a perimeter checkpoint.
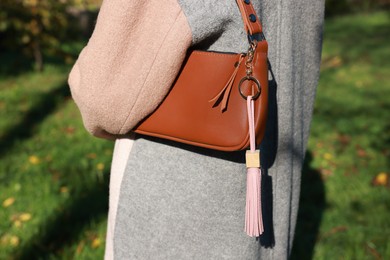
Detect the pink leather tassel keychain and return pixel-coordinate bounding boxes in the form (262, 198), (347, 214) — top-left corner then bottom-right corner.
(245, 95), (264, 237)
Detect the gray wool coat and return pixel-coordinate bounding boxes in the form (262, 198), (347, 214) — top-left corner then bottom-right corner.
(80, 0), (325, 259)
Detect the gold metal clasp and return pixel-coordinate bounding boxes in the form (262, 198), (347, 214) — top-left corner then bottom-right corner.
(238, 76), (261, 100)
(238, 40), (261, 100)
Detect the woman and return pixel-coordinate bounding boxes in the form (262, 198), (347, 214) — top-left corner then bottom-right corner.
(69, 0), (325, 258)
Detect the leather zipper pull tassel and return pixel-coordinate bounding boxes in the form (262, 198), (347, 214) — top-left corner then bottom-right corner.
(244, 96), (264, 237)
(209, 54), (245, 111)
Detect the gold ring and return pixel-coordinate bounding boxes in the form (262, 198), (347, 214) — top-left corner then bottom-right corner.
(238, 76), (261, 100)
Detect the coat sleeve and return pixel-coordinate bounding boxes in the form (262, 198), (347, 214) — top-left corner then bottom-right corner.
(68, 0), (192, 139)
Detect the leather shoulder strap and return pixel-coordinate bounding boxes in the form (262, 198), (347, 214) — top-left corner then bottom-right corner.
(235, 0), (263, 36)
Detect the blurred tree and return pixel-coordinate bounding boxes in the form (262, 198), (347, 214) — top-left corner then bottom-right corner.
(325, 0), (389, 17)
(0, 0), (73, 71)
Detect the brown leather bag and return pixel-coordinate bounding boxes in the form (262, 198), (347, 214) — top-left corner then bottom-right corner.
(134, 0), (268, 151)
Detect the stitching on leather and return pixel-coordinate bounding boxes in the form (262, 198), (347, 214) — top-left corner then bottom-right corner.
(191, 51), (240, 57)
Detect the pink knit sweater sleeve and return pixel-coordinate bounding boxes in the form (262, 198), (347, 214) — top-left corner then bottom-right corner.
(68, 0), (192, 139)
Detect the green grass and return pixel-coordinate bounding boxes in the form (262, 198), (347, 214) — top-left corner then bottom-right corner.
(0, 11), (389, 260)
(292, 11), (390, 260)
(0, 64), (113, 259)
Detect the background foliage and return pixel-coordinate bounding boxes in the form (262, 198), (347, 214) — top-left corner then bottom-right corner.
(1, 0), (72, 71)
(325, 0), (389, 16)
(0, 0), (100, 72)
